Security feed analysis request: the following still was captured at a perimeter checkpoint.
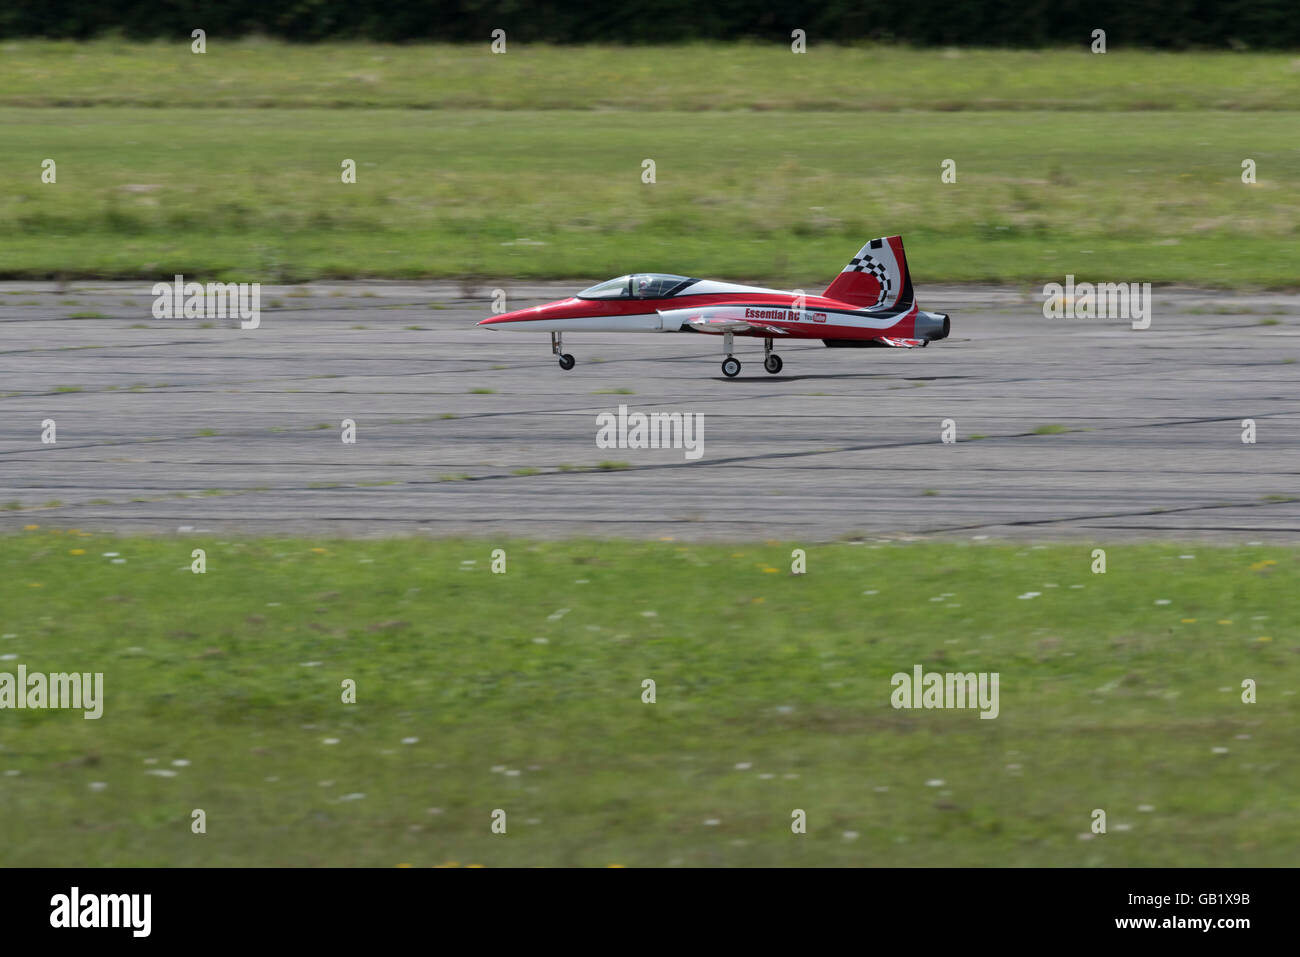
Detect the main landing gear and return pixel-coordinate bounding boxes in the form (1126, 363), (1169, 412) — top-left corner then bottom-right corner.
(552, 332), (575, 370)
(720, 334), (784, 378)
(763, 337), (783, 375)
(720, 332), (740, 377)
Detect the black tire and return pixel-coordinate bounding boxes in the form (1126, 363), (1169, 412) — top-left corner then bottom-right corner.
(721, 357), (741, 378)
(763, 354), (783, 374)
(557, 353), (576, 370)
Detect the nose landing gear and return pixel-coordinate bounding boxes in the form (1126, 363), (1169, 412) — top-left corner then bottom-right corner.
(551, 332), (575, 370)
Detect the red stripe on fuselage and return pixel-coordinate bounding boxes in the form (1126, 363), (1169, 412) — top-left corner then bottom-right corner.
(480, 292), (870, 325)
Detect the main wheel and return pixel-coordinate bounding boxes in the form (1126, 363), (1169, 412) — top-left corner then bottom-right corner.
(721, 356), (741, 378)
(557, 353), (576, 370)
(763, 354), (783, 374)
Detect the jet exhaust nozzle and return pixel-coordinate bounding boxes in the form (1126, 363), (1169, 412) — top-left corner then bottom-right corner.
(915, 311), (950, 341)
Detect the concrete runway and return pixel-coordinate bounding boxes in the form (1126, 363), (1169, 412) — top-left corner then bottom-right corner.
(2, 280), (1297, 542)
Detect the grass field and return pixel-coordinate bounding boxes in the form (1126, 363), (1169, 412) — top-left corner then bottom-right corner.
(5, 107), (1300, 285)
(2, 531), (1295, 866)
(5, 41), (1300, 111)
(2, 42), (1299, 285)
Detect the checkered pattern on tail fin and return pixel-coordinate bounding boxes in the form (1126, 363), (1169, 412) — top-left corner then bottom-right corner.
(845, 250), (893, 304)
(823, 236), (914, 311)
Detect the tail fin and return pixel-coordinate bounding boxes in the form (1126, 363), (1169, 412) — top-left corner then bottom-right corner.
(823, 236), (915, 311)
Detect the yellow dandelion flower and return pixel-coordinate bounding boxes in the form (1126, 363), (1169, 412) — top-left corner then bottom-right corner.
(1217, 619), (1233, 625)
(310, 547), (328, 554)
(23, 524), (39, 530)
(1257, 636), (1273, 642)
(1180, 618), (1196, 623)
(69, 548), (86, 555)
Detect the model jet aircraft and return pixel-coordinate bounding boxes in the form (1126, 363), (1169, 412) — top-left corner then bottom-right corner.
(477, 235), (950, 377)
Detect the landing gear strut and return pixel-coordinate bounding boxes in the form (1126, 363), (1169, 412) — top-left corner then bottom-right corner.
(721, 331), (741, 378)
(763, 337), (783, 374)
(552, 331), (575, 371)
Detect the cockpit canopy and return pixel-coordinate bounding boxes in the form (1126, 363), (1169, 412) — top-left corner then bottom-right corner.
(577, 274), (694, 300)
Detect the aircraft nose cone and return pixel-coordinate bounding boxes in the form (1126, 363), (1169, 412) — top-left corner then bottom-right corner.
(477, 308), (529, 326)
(478, 298), (578, 326)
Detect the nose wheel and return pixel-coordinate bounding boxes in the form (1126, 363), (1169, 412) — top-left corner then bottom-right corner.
(551, 332), (575, 370)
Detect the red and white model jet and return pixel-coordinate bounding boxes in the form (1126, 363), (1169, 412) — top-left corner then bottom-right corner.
(478, 235), (950, 377)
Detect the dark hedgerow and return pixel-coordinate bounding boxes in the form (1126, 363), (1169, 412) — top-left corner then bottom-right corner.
(3, 1), (1300, 48)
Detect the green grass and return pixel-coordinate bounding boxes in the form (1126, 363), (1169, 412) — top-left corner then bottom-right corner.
(3, 107), (1296, 285)
(4, 41), (1299, 112)
(2, 41), (1299, 285)
(1, 532), (1295, 866)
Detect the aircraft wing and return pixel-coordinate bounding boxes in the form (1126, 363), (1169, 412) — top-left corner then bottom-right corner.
(657, 308), (790, 336)
(687, 317), (790, 336)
